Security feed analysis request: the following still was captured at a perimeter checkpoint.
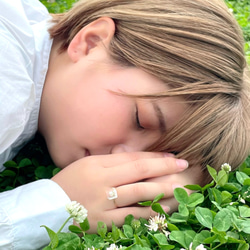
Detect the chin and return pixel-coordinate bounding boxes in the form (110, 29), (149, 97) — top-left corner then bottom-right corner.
(50, 153), (69, 169)
(50, 147), (85, 168)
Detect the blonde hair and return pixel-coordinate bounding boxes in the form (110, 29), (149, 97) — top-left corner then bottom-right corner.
(49, 0), (250, 182)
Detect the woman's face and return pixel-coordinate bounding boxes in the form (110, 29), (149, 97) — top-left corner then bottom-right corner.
(39, 45), (187, 168)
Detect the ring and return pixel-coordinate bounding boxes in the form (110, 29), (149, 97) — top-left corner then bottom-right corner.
(106, 187), (118, 200)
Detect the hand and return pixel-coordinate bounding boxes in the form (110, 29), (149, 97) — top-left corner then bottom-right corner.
(51, 152), (188, 232)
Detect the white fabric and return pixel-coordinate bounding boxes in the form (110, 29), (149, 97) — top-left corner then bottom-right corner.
(0, 0), (72, 249)
(0, 180), (71, 249)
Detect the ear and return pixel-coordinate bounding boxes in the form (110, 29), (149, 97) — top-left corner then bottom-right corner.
(67, 17), (115, 62)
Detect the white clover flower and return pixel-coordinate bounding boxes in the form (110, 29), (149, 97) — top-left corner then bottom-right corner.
(180, 243), (207, 250)
(145, 214), (167, 232)
(146, 219), (158, 231)
(221, 163), (231, 173)
(106, 243), (122, 250)
(238, 195), (246, 204)
(195, 244), (207, 250)
(163, 230), (171, 238)
(243, 191), (250, 199)
(180, 246), (188, 250)
(65, 201), (88, 223)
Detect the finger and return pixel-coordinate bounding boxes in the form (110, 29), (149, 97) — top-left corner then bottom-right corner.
(88, 151), (173, 167)
(115, 182), (174, 207)
(159, 197), (179, 214)
(107, 157), (188, 186)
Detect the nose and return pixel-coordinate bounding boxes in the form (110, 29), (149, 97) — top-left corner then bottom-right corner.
(111, 144), (137, 154)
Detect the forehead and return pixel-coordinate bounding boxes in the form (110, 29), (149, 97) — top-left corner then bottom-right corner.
(142, 95), (187, 130)
(104, 66), (167, 94)
(158, 96), (187, 127)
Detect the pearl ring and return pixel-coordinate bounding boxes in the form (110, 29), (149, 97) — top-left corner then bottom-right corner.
(106, 187), (118, 200)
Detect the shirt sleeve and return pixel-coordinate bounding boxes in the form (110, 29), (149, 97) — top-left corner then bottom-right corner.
(0, 0), (51, 168)
(0, 179), (73, 250)
(0, 3), (36, 166)
(0, 1), (72, 249)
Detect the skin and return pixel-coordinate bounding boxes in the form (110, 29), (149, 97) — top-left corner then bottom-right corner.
(39, 53), (186, 167)
(38, 17), (202, 231)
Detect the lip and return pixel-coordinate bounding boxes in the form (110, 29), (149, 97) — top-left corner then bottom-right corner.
(85, 149), (91, 157)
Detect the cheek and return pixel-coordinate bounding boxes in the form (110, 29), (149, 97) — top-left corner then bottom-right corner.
(65, 86), (134, 144)
(95, 105), (131, 134)
(90, 98), (133, 139)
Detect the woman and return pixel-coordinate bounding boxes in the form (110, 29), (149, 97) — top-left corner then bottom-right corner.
(0, 0), (249, 249)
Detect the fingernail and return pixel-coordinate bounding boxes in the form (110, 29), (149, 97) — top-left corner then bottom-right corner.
(172, 184), (184, 190)
(161, 205), (170, 213)
(164, 153), (176, 158)
(176, 159), (189, 171)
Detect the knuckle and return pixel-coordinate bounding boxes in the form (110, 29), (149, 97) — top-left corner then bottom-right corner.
(149, 208), (158, 217)
(161, 184), (170, 197)
(126, 151), (163, 162)
(85, 155), (98, 165)
(164, 157), (175, 168)
(127, 152), (141, 161)
(131, 183), (146, 197)
(129, 207), (155, 220)
(133, 159), (149, 175)
(128, 207), (141, 219)
(162, 158), (177, 174)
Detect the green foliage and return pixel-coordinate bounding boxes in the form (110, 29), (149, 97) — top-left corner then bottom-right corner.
(39, 0), (78, 13)
(42, 164), (250, 249)
(225, 0), (250, 64)
(225, 0), (250, 41)
(0, 134), (59, 192)
(0, 159), (59, 192)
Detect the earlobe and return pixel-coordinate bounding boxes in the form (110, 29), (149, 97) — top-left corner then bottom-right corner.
(67, 17), (115, 62)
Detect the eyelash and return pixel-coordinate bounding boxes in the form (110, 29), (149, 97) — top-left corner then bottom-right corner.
(136, 106), (145, 130)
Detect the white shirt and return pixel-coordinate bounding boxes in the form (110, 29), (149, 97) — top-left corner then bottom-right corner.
(0, 0), (72, 249)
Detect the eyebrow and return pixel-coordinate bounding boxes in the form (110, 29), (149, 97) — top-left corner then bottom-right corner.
(153, 102), (167, 134)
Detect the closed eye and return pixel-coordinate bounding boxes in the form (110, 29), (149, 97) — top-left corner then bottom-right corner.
(136, 105), (145, 130)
